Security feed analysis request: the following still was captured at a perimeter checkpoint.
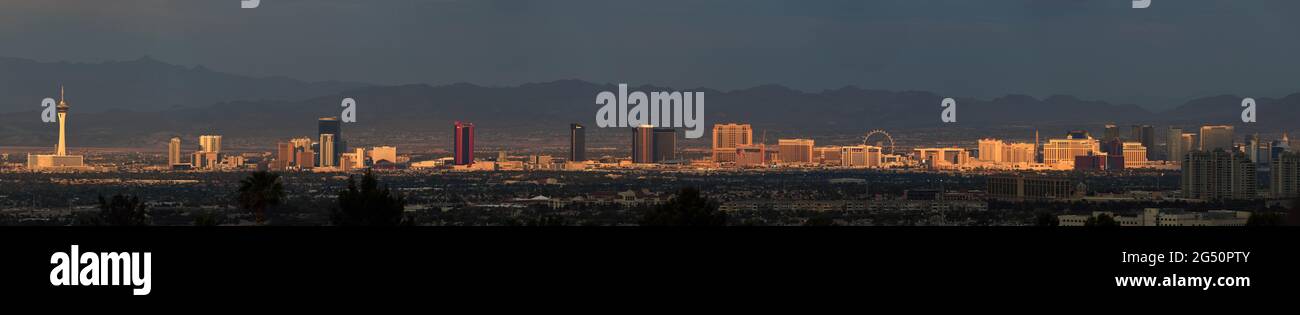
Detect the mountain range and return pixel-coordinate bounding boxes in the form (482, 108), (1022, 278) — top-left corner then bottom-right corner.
(0, 57), (1295, 148)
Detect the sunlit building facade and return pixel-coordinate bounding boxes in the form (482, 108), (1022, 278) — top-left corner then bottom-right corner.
(712, 123), (753, 162)
(1200, 125), (1234, 152)
(1043, 132), (1100, 167)
(777, 139), (814, 164)
(454, 121), (475, 165)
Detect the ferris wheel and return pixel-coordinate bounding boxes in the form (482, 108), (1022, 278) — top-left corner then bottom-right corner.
(863, 129), (895, 154)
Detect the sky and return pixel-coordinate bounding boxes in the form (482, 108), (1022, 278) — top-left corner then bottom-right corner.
(2, 0), (1299, 110)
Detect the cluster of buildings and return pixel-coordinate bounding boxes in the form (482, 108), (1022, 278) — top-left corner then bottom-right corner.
(1058, 208), (1252, 227)
(266, 117), (399, 172)
(11, 87), (1299, 204)
(706, 124), (904, 168)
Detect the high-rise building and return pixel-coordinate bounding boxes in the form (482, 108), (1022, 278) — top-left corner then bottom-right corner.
(296, 149), (316, 170)
(1182, 149), (1256, 200)
(1103, 124), (1120, 142)
(632, 125), (654, 163)
(569, 123), (586, 162)
(1131, 125), (1155, 160)
(914, 148), (969, 166)
(276, 142), (292, 169)
(1273, 134), (1292, 162)
(1166, 127), (1185, 162)
(1182, 133), (1198, 155)
(318, 117), (344, 163)
(814, 146), (843, 166)
(168, 137), (182, 166)
(1074, 153), (1108, 171)
(841, 145), (882, 168)
(1245, 134), (1273, 165)
(354, 148), (368, 168)
(1122, 141), (1148, 168)
(340, 153), (358, 172)
(1199, 125), (1234, 152)
(652, 128), (676, 162)
(1272, 151), (1298, 197)
(1272, 152), (1299, 199)
(188, 135), (224, 170)
(454, 121), (474, 165)
(734, 145), (766, 167)
(319, 133), (336, 167)
(712, 123), (753, 162)
(191, 151), (220, 170)
(777, 139), (814, 164)
(1006, 143), (1037, 164)
(1042, 132), (1100, 166)
(978, 139), (1006, 162)
(289, 137), (313, 150)
(199, 135), (222, 154)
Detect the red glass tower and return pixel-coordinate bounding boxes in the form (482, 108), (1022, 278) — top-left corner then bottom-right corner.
(454, 121), (475, 165)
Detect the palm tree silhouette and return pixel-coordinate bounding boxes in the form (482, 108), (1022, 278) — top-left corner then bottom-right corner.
(237, 171), (285, 225)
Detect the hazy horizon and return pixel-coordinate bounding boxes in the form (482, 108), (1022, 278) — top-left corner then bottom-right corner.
(5, 0), (1300, 111)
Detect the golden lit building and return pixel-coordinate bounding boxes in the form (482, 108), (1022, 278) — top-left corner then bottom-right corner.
(1122, 141), (1148, 168)
(735, 145), (766, 167)
(296, 150), (316, 170)
(777, 139), (814, 164)
(815, 146), (843, 166)
(712, 123), (753, 162)
(1199, 125), (1234, 152)
(168, 137), (182, 166)
(370, 146), (397, 165)
(1042, 133), (1099, 167)
(914, 147), (969, 167)
(200, 135), (222, 154)
(275, 142), (293, 170)
(319, 133), (336, 167)
(978, 139), (1006, 162)
(1006, 143), (1036, 164)
(840, 145), (882, 168)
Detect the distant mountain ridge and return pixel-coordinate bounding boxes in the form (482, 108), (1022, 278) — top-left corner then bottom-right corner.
(0, 57), (1295, 147)
(0, 56), (368, 113)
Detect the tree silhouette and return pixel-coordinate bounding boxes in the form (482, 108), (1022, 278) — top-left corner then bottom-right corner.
(802, 215), (837, 226)
(237, 171), (285, 225)
(640, 187), (726, 226)
(1291, 197), (1300, 226)
(193, 210), (223, 226)
(1084, 213), (1119, 227)
(1035, 211), (1059, 226)
(1246, 211), (1285, 226)
(333, 169), (407, 226)
(96, 194), (150, 226)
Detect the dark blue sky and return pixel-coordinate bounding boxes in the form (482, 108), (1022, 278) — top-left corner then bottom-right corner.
(3, 0), (1298, 110)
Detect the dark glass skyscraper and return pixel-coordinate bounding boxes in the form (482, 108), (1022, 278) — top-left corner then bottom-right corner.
(454, 121), (475, 165)
(1131, 125), (1155, 160)
(653, 128), (676, 162)
(570, 123), (586, 162)
(318, 117), (344, 164)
